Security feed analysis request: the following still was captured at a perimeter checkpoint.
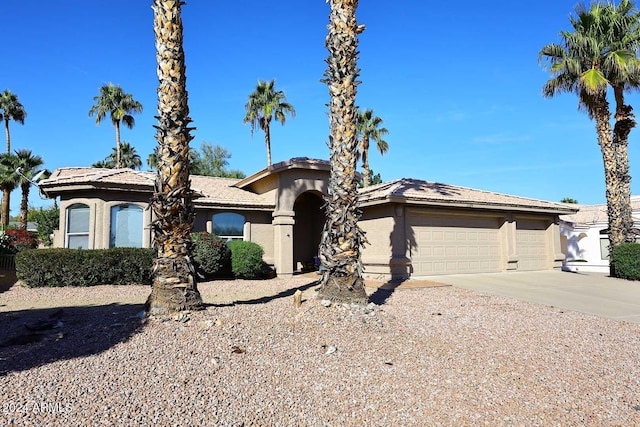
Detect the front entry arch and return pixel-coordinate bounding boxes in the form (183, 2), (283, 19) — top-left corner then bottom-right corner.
(293, 191), (325, 271)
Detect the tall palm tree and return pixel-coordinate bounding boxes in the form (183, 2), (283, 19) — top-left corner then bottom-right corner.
(0, 90), (26, 154)
(243, 79), (295, 166)
(0, 90), (26, 230)
(146, 0), (203, 315)
(317, 0), (368, 304)
(356, 108), (389, 187)
(599, 0), (640, 242)
(88, 83), (143, 169)
(539, 1), (640, 276)
(14, 149), (44, 230)
(0, 153), (19, 229)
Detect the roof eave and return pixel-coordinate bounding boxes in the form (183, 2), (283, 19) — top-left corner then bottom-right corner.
(359, 195), (578, 215)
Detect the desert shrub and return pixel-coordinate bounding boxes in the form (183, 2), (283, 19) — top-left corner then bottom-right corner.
(16, 247), (154, 288)
(191, 232), (232, 279)
(228, 240), (264, 279)
(611, 243), (640, 280)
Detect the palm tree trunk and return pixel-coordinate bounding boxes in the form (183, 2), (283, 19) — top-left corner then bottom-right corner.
(613, 86), (636, 243)
(361, 135), (370, 187)
(1, 188), (10, 229)
(317, 0), (368, 304)
(146, 0), (203, 315)
(20, 182), (29, 230)
(115, 121), (122, 168)
(4, 118), (10, 153)
(594, 97), (623, 277)
(264, 119), (272, 166)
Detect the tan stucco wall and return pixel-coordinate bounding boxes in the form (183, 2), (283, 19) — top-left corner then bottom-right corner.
(360, 204), (410, 279)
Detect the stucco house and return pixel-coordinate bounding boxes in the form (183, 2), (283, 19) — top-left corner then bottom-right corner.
(560, 197), (640, 273)
(39, 158), (577, 279)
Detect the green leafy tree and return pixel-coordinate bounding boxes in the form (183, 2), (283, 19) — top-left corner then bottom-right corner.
(561, 197), (579, 204)
(32, 206), (59, 247)
(147, 0), (203, 314)
(539, 0), (640, 276)
(191, 142), (246, 178)
(89, 83), (143, 169)
(317, 0), (368, 304)
(356, 108), (389, 187)
(243, 79), (295, 166)
(358, 169), (382, 188)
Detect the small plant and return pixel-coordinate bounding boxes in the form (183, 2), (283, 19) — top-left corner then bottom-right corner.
(611, 243), (640, 280)
(228, 240), (264, 279)
(191, 232), (232, 279)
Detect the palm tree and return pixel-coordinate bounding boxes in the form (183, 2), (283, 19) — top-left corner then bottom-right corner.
(107, 141), (142, 170)
(0, 90), (26, 154)
(356, 108), (389, 187)
(243, 79), (295, 166)
(0, 153), (19, 229)
(317, 0), (368, 304)
(539, 1), (640, 276)
(88, 83), (143, 169)
(146, 0), (203, 315)
(600, 0), (640, 243)
(14, 149), (44, 230)
(0, 90), (26, 229)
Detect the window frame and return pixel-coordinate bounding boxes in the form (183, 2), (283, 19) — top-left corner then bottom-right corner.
(66, 203), (90, 249)
(212, 212), (245, 241)
(110, 203), (144, 248)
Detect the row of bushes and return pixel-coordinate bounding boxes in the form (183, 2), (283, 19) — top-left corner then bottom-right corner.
(16, 248), (155, 287)
(15, 234), (267, 288)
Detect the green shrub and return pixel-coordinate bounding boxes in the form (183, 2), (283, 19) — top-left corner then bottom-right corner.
(611, 243), (640, 280)
(228, 240), (264, 279)
(191, 232), (232, 279)
(16, 247), (154, 288)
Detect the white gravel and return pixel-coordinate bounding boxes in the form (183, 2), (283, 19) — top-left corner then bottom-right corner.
(1, 277), (640, 426)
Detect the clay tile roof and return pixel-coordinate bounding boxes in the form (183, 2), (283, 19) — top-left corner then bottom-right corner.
(40, 167), (274, 209)
(560, 197), (640, 224)
(358, 178), (577, 214)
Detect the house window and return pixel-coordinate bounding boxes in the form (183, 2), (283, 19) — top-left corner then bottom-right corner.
(66, 204), (90, 249)
(600, 238), (610, 260)
(213, 213), (244, 240)
(599, 229), (610, 260)
(110, 204), (143, 248)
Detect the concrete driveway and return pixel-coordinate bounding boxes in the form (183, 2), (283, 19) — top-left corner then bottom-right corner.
(423, 270), (640, 324)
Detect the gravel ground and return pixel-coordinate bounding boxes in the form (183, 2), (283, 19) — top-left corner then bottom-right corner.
(1, 276), (640, 426)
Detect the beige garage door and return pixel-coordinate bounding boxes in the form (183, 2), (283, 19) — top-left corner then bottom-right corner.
(409, 214), (502, 275)
(516, 220), (548, 271)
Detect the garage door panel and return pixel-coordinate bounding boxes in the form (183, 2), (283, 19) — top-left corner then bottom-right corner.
(516, 220), (548, 271)
(409, 214), (502, 275)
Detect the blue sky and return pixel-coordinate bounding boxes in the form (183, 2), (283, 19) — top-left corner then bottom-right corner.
(2, 1), (638, 215)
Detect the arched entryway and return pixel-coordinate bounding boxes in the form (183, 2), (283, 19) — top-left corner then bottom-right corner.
(293, 191), (325, 272)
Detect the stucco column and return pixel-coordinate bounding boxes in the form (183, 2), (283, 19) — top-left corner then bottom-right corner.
(548, 217), (565, 270)
(503, 215), (518, 271)
(272, 210), (295, 277)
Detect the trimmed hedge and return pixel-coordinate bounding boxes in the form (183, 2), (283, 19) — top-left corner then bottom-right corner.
(611, 243), (640, 281)
(16, 248), (155, 288)
(229, 240), (264, 279)
(191, 232), (232, 279)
